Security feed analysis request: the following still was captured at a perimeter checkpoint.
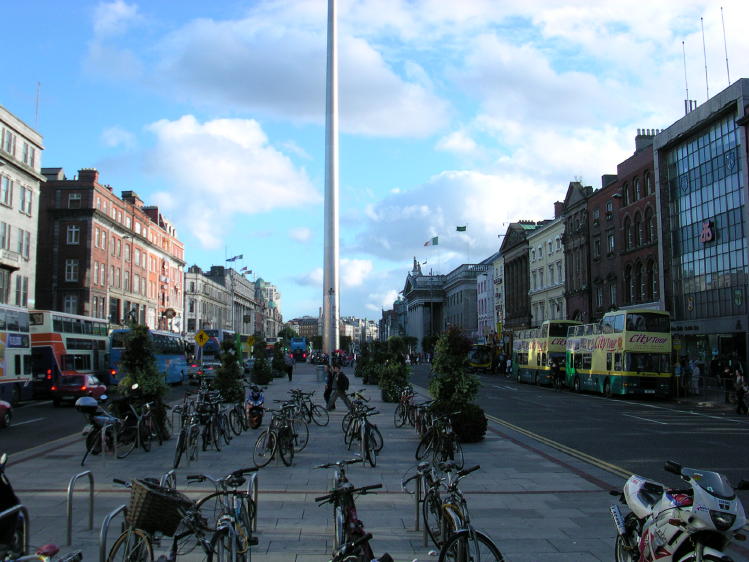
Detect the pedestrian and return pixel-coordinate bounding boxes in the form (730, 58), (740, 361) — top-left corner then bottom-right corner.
(284, 352), (295, 382)
(505, 357), (513, 378)
(690, 361), (701, 396)
(722, 367), (733, 404)
(323, 364), (333, 405)
(327, 363), (353, 411)
(735, 369), (748, 415)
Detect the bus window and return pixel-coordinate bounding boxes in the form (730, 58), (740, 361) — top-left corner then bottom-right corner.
(30, 312), (44, 326)
(549, 324), (569, 337)
(541, 324), (549, 338)
(7, 310), (19, 331)
(18, 312), (29, 332)
(111, 332), (127, 348)
(602, 317), (614, 333)
(0, 310), (5, 329)
(582, 354), (592, 370)
(23, 354), (32, 375)
(574, 354), (582, 369)
(14, 355), (21, 375)
(614, 353), (622, 371)
(612, 314), (625, 332)
(606, 353), (612, 370)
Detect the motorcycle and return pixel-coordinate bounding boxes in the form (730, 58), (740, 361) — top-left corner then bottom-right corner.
(246, 385), (265, 429)
(610, 460), (749, 562)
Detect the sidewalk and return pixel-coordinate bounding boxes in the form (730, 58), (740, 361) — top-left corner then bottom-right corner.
(6, 363), (625, 561)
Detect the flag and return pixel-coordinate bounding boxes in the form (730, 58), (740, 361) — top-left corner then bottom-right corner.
(424, 236), (438, 246)
(240, 266), (248, 272)
(226, 254), (243, 262)
(456, 226), (467, 232)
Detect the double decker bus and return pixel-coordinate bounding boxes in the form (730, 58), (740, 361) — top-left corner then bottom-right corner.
(289, 336), (309, 362)
(565, 309), (672, 397)
(0, 304), (32, 404)
(511, 320), (581, 385)
(29, 310), (110, 396)
(201, 329), (236, 360)
(110, 328), (187, 385)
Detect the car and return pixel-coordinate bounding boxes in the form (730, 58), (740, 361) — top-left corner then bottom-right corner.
(243, 357), (256, 374)
(0, 400), (11, 428)
(197, 361), (222, 381)
(186, 361), (202, 380)
(51, 374), (107, 407)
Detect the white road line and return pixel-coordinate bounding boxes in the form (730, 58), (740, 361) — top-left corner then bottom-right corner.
(490, 385), (517, 391)
(12, 417), (46, 427)
(623, 414), (669, 425)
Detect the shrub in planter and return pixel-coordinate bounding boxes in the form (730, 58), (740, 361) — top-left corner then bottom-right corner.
(252, 340), (273, 385)
(378, 361), (410, 402)
(429, 326), (478, 404)
(215, 339), (244, 403)
(430, 400), (487, 443)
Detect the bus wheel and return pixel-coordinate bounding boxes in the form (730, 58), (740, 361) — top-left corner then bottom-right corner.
(574, 376), (581, 393)
(603, 380), (612, 398)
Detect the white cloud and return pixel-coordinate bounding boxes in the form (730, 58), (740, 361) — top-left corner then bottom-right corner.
(144, 115), (319, 249)
(436, 130), (478, 155)
(93, 0), (141, 37)
(296, 267), (324, 287)
(341, 259), (374, 288)
(289, 227), (313, 243)
(101, 126), (136, 149)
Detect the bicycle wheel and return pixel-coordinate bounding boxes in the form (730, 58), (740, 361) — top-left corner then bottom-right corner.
(219, 413), (232, 445)
(238, 405), (249, 431)
(188, 425), (200, 461)
(212, 419), (223, 451)
(415, 428), (434, 460)
(228, 408), (242, 436)
(364, 427), (377, 467)
(291, 418), (309, 452)
(173, 428), (187, 469)
(422, 490), (444, 548)
(450, 439), (465, 470)
(196, 491), (233, 532)
(341, 411), (353, 432)
(333, 505), (345, 551)
(278, 431), (294, 466)
(310, 404), (329, 426)
(107, 527), (154, 562)
(208, 526), (242, 562)
(202, 423), (210, 451)
(438, 529), (504, 562)
(369, 423), (383, 453)
(115, 425), (138, 459)
(139, 421), (152, 452)
(344, 418), (359, 449)
(394, 403), (407, 427)
(252, 430), (276, 468)
(159, 410), (173, 442)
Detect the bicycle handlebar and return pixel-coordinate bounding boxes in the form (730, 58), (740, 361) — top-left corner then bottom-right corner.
(457, 464), (480, 478)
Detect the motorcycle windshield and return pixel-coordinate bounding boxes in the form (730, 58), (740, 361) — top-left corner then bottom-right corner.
(683, 468), (735, 499)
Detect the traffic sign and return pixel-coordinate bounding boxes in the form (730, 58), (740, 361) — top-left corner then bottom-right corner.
(195, 330), (209, 347)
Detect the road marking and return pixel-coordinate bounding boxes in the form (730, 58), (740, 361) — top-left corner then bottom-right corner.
(12, 417), (46, 427)
(623, 414), (668, 425)
(16, 400), (52, 409)
(490, 384), (517, 391)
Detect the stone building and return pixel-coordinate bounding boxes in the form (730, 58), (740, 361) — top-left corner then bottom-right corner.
(501, 221), (544, 330)
(562, 182), (594, 322)
(527, 205), (566, 326)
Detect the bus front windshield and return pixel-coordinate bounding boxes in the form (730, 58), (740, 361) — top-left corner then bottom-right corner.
(624, 352), (670, 373)
(625, 313), (670, 333)
(548, 324), (570, 337)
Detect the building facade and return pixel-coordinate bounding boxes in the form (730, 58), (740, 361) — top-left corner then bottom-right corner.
(501, 221), (541, 330)
(443, 263), (489, 338)
(402, 258), (444, 350)
(0, 106), (44, 307)
(184, 265), (230, 334)
(562, 182), (594, 322)
(527, 208), (565, 326)
(37, 168), (185, 329)
(654, 79), (749, 366)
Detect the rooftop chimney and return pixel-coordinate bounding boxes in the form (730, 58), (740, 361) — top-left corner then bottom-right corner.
(121, 190), (144, 208)
(78, 168), (99, 184)
(634, 128), (661, 153)
(601, 174), (617, 188)
(554, 201), (564, 218)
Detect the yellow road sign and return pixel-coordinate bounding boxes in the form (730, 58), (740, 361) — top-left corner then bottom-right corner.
(195, 330), (209, 347)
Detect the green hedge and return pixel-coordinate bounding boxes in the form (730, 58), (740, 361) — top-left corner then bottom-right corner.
(429, 401), (487, 443)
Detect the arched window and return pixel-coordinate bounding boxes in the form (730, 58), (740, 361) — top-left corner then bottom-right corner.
(650, 261), (659, 299)
(637, 262), (646, 302)
(622, 183), (629, 206)
(634, 178), (641, 200)
(645, 207), (655, 243)
(634, 212), (642, 246)
(645, 171), (654, 195)
(624, 217), (632, 249)
(624, 266), (633, 304)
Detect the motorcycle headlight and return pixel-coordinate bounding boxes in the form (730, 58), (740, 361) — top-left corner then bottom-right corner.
(709, 510), (736, 531)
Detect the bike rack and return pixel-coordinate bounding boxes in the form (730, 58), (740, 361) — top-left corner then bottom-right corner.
(160, 469), (177, 489)
(66, 470), (94, 545)
(99, 504), (126, 562)
(0, 504), (29, 554)
(247, 472), (259, 532)
(100, 422), (117, 461)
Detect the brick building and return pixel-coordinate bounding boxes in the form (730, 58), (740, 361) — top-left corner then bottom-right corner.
(562, 182), (594, 322)
(36, 168), (185, 330)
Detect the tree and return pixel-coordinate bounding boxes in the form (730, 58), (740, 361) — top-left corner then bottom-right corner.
(252, 340), (273, 384)
(277, 326), (298, 340)
(215, 338), (244, 402)
(311, 335), (323, 351)
(340, 335), (352, 353)
(117, 324), (166, 398)
(272, 342), (286, 374)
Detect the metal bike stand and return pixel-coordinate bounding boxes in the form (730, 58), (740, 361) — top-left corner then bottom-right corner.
(99, 504), (126, 562)
(160, 469), (177, 489)
(66, 470), (94, 545)
(100, 422), (118, 462)
(0, 504), (29, 555)
(414, 473), (421, 532)
(247, 472), (259, 532)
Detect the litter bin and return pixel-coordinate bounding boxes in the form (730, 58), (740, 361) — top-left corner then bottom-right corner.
(316, 365), (325, 383)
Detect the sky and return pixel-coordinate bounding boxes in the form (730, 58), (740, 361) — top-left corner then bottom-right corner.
(3, 0), (749, 323)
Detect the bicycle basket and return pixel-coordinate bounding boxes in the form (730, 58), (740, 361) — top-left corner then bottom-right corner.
(125, 479), (193, 536)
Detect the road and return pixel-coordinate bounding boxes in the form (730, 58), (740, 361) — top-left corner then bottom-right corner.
(409, 364), (749, 487)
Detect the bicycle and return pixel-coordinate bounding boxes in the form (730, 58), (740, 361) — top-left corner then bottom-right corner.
(393, 385), (415, 427)
(288, 389), (329, 426)
(252, 408), (295, 467)
(173, 403), (201, 469)
(343, 407), (382, 467)
(75, 395), (137, 465)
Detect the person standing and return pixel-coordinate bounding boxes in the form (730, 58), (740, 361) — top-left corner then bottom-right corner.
(690, 361), (701, 396)
(284, 352), (295, 381)
(327, 364), (353, 411)
(735, 369), (748, 415)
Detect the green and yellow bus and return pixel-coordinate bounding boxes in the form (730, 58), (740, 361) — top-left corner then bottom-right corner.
(565, 309), (672, 397)
(511, 320), (581, 385)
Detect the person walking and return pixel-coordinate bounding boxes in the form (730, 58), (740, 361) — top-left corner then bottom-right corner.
(284, 352), (295, 382)
(735, 369), (748, 415)
(327, 363), (353, 411)
(690, 361), (701, 396)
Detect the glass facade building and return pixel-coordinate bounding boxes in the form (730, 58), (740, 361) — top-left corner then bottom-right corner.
(655, 79), (749, 367)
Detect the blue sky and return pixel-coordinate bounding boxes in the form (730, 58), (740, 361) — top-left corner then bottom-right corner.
(3, 0), (748, 322)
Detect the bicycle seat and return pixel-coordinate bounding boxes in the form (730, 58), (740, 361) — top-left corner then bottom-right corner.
(36, 544), (60, 556)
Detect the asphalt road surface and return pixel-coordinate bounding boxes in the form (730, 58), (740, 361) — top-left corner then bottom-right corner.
(409, 364), (749, 487)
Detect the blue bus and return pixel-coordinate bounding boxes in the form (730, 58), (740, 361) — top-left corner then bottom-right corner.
(290, 336), (308, 362)
(201, 329), (236, 360)
(109, 328), (187, 385)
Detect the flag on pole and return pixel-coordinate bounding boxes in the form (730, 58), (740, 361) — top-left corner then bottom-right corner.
(456, 226), (467, 232)
(423, 236), (438, 247)
(240, 266), (248, 272)
(226, 254), (243, 262)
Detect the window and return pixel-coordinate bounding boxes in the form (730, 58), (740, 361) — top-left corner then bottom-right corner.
(593, 238), (601, 259)
(19, 186), (32, 215)
(22, 143), (35, 167)
(530, 249), (536, 262)
(538, 270), (544, 287)
(531, 271), (537, 290)
(134, 274), (139, 294)
(68, 193), (81, 209)
(624, 217), (632, 249)
(622, 183), (629, 206)
(538, 245), (543, 258)
(607, 233), (615, 253)
(2, 129), (16, 155)
(125, 216), (131, 228)
(0, 270), (8, 304)
(94, 262), (99, 285)
(110, 265), (115, 287)
(66, 225), (80, 245)
(649, 261), (659, 299)
(124, 244), (131, 262)
(0, 222), (9, 250)
(14, 276), (28, 307)
(94, 228), (99, 248)
(609, 283), (617, 307)
(645, 208), (655, 243)
(134, 222), (141, 235)
(0, 176), (13, 207)
(634, 213), (642, 246)
(65, 259), (79, 282)
(548, 240), (553, 254)
(606, 200), (613, 213)
(596, 286), (603, 307)
(634, 178), (641, 200)
(124, 272), (130, 292)
(135, 248), (141, 267)
(549, 265), (554, 285)
(116, 239), (121, 257)
(645, 172), (654, 195)
(557, 261), (562, 281)
(101, 231), (107, 252)
(638, 263), (646, 301)
(64, 295), (78, 314)
(16, 229), (30, 259)
(592, 208), (600, 220)
(625, 266), (633, 304)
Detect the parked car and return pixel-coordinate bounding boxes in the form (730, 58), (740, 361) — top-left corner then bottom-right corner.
(186, 361), (202, 380)
(51, 374), (107, 407)
(197, 361), (221, 381)
(0, 400), (11, 428)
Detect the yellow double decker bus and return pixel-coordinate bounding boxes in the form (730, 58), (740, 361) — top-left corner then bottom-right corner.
(565, 309), (672, 397)
(511, 320), (581, 385)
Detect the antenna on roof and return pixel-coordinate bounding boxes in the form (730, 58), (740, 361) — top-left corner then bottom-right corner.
(700, 17), (709, 100)
(682, 42), (697, 115)
(720, 6), (731, 86)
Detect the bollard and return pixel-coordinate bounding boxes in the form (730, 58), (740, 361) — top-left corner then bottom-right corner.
(415, 473), (421, 532)
(66, 470), (94, 545)
(99, 504), (126, 562)
(0, 504), (29, 555)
